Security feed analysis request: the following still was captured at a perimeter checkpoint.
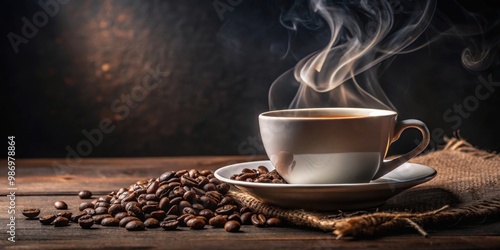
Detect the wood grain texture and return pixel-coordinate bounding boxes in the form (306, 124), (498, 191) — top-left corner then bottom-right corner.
(1, 157), (499, 249)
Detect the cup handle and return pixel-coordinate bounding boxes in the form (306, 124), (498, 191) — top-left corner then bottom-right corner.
(372, 119), (430, 180)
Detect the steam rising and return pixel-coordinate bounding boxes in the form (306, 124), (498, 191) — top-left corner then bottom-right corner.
(270, 0), (437, 110)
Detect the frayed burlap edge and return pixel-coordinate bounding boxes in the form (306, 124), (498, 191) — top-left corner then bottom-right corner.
(229, 139), (500, 239)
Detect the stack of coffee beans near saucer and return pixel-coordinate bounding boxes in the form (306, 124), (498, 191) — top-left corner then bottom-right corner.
(21, 169), (282, 232)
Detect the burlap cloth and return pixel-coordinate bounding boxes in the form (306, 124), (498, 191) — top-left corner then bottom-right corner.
(229, 139), (500, 238)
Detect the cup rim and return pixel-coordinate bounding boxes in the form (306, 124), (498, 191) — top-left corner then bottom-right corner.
(259, 107), (397, 120)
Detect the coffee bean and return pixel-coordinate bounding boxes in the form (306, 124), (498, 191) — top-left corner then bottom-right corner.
(83, 208), (96, 216)
(199, 209), (215, 219)
(54, 200), (68, 210)
(240, 207), (252, 214)
(181, 176), (198, 187)
(169, 197), (183, 206)
(78, 190), (92, 199)
(227, 214), (242, 224)
(200, 196), (217, 210)
(146, 181), (159, 194)
(164, 215), (178, 221)
(158, 197), (170, 210)
(217, 196), (234, 207)
(175, 169), (188, 178)
(123, 194), (137, 204)
(188, 169), (199, 178)
(177, 214), (195, 227)
(114, 212), (129, 221)
(187, 218), (205, 230)
(22, 208), (40, 218)
(160, 220), (178, 230)
(240, 212), (253, 225)
(191, 187), (206, 196)
(125, 220), (145, 231)
(39, 214), (56, 225)
(209, 215), (227, 228)
(144, 218), (160, 228)
(216, 183), (230, 194)
(166, 205), (178, 215)
(78, 215), (94, 229)
(101, 217), (120, 227)
(203, 183), (216, 191)
(94, 206), (109, 215)
(56, 211), (72, 220)
(71, 211), (87, 222)
(183, 190), (196, 202)
(93, 214), (113, 224)
(53, 216), (69, 227)
(79, 202), (94, 211)
(257, 166), (269, 174)
(119, 216), (141, 227)
(99, 196), (112, 203)
(199, 169), (212, 176)
(209, 178), (222, 185)
(126, 203), (142, 215)
(142, 205), (158, 214)
(215, 204), (236, 215)
(251, 214), (266, 227)
(150, 210), (167, 221)
(143, 193), (155, 201)
(182, 207), (197, 215)
(266, 217), (282, 227)
(108, 204), (125, 216)
(224, 220), (241, 232)
(94, 201), (110, 208)
(159, 171), (175, 182)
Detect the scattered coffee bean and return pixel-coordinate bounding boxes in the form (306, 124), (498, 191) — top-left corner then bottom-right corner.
(94, 206), (109, 215)
(266, 217), (282, 227)
(119, 216), (140, 227)
(108, 204), (125, 216)
(93, 214), (113, 224)
(251, 214), (266, 227)
(215, 204), (236, 215)
(101, 217), (120, 227)
(22, 208), (40, 218)
(114, 212), (129, 221)
(79, 202), (94, 211)
(27, 168), (291, 234)
(224, 220), (241, 232)
(240, 212), (253, 225)
(144, 218), (160, 228)
(78, 190), (92, 199)
(54, 200), (68, 210)
(39, 214), (56, 225)
(56, 211), (72, 220)
(53, 216), (69, 227)
(160, 220), (179, 230)
(83, 208), (96, 216)
(71, 211), (87, 222)
(187, 218), (205, 230)
(125, 220), (145, 231)
(227, 214), (242, 224)
(209, 215), (227, 228)
(78, 215), (94, 229)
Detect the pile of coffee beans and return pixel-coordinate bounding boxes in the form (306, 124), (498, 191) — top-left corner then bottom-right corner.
(230, 166), (287, 183)
(22, 169), (283, 233)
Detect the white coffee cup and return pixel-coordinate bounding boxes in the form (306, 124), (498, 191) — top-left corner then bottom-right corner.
(258, 108), (430, 184)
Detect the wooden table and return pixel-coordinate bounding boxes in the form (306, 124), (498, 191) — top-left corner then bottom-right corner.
(2, 157), (499, 249)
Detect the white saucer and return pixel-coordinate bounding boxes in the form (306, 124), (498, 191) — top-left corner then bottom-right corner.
(215, 161), (436, 211)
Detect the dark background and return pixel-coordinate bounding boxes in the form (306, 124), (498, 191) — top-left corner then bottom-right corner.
(3, 0), (500, 159)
